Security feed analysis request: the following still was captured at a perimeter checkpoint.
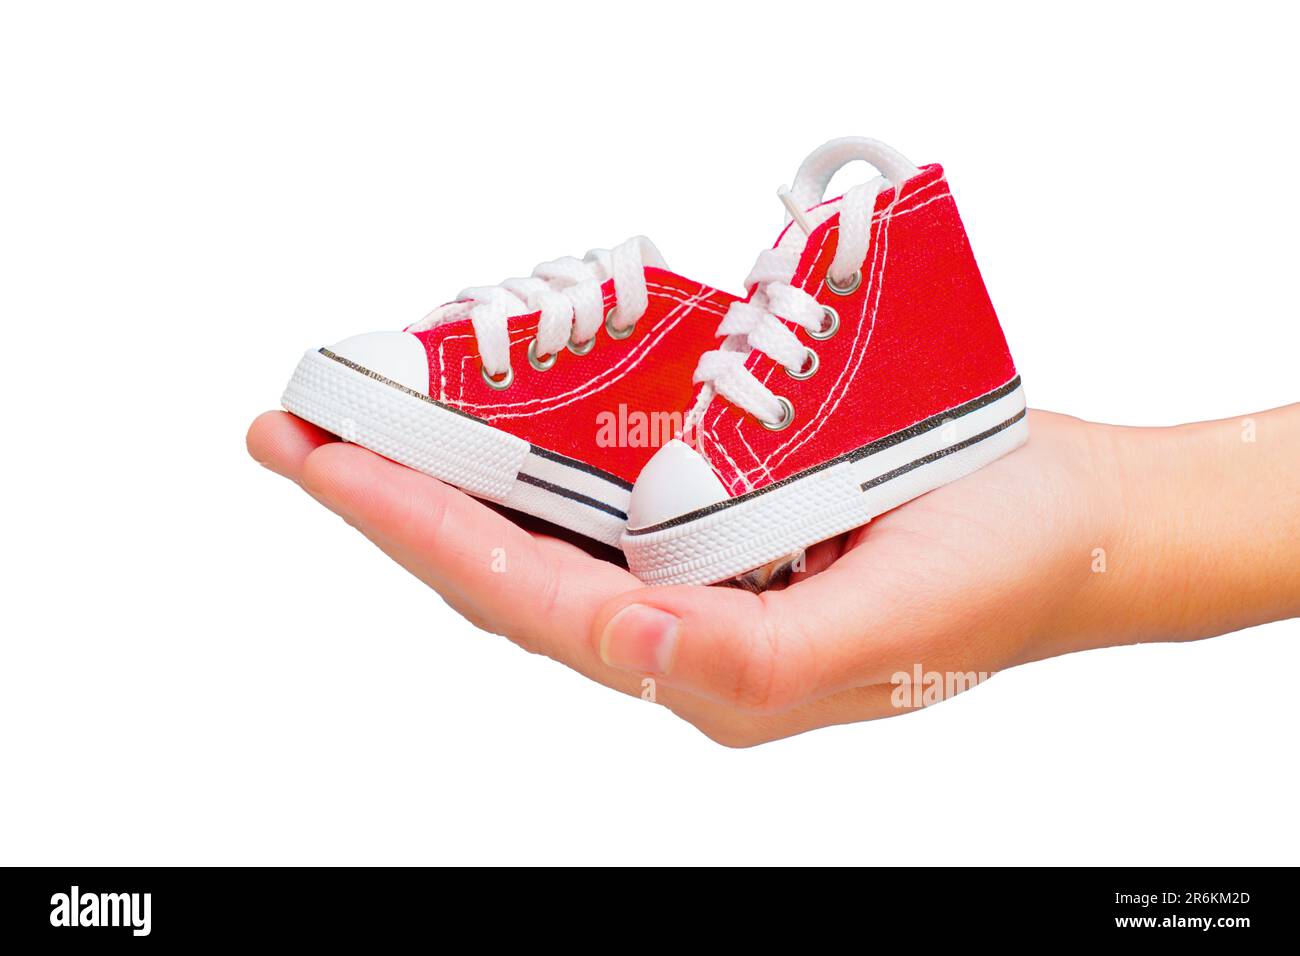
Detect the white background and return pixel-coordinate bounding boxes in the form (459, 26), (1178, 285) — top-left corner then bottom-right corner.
(2, 1), (1297, 865)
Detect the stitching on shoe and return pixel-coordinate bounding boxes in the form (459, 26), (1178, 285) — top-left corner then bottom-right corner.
(702, 426), (754, 493)
(752, 205), (891, 476)
(732, 414), (773, 486)
(754, 190), (958, 478)
(740, 184), (943, 470)
(702, 176), (949, 467)
(706, 179), (954, 494)
(438, 281), (726, 416)
(435, 280), (710, 404)
(470, 287), (725, 420)
(704, 175), (947, 433)
(439, 280), (704, 405)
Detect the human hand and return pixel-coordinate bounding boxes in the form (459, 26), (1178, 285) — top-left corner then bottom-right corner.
(247, 405), (1300, 746)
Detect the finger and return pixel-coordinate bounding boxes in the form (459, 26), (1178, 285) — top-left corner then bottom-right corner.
(590, 559), (939, 715)
(247, 410), (336, 481)
(298, 440), (642, 676)
(691, 682), (914, 747)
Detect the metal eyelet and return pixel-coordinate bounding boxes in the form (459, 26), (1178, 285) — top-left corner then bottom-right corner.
(527, 338), (557, 372)
(480, 363), (513, 390)
(566, 334), (595, 356)
(759, 396), (795, 431)
(825, 269), (861, 296)
(809, 305), (839, 340)
(604, 306), (635, 340)
(785, 347), (819, 380)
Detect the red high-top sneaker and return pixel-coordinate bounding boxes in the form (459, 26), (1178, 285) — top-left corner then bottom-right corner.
(622, 138), (1027, 585)
(281, 236), (735, 546)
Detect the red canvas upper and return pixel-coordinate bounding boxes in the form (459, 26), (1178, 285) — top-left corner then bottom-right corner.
(693, 164), (1018, 496)
(408, 268), (736, 484)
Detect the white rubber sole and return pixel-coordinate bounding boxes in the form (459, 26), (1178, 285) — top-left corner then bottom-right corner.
(281, 348), (632, 546)
(622, 376), (1029, 586)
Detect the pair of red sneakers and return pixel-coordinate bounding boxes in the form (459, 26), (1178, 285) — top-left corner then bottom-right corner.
(281, 137), (1026, 587)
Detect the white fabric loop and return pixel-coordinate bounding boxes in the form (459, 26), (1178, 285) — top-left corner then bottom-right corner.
(765, 283), (824, 333)
(693, 350), (785, 425)
(786, 136), (919, 212)
(744, 247), (801, 291)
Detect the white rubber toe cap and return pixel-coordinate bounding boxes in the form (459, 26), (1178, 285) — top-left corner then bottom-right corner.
(328, 332), (430, 395)
(627, 439), (729, 529)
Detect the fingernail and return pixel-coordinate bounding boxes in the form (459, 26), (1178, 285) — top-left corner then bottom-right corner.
(599, 605), (680, 675)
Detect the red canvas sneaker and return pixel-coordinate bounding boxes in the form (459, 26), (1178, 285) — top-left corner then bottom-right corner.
(281, 237), (736, 545)
(622, 137), (1027, 585)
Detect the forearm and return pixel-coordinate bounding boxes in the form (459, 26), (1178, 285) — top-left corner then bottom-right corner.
(1086, 404), (1300, 650)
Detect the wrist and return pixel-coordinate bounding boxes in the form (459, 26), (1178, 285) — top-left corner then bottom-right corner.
(1094, 406), (1300, 647)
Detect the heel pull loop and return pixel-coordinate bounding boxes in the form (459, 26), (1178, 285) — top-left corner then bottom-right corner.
(787, 136), (920, 210)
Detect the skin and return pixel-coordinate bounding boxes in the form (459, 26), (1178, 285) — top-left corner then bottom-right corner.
(247, 405), (1300, 747)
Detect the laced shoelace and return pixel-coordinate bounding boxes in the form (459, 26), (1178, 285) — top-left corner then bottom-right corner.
(690, 138), (920, 430)
(408, 235), (666, 388)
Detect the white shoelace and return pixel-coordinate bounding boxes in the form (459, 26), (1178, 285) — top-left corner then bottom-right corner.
(409, 235), (666, 379)
(690, 137), (920, 429)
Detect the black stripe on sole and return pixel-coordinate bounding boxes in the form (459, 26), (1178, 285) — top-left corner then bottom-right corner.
(859, 408), (1027, 491)
(625, 375), (1023, 536)
(515, 474), (629, 520)
(528, 445), (635, 491)
(846, 375), (1021, 463)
